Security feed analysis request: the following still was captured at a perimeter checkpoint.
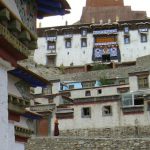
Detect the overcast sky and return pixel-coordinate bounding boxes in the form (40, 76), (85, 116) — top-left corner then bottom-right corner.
(37, 0), (150, 28)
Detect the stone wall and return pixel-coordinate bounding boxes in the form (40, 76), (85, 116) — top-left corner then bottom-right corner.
(59, 126), (150, 138)
(56, 55), (150, 82)
(26, 137), (150, 150)
(58, 65), (149, 82)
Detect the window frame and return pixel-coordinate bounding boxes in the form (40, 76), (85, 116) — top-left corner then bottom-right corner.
(47, 41), (56, 50)
(122, 93), (144, 108)
(81, 38), (87, 47)
(65, 38), (72, 48)
(124, 35), (130, 44)
(102, 105), (112, 116)
(81, 107), (91, 118)
(97, 89), (102, 94)
(140, 33), (147, 43)
(124, 26), (129, 34)
(138, 75), (149, 89)
(81, 29), (87, 37)
(85, 90), (91, 96)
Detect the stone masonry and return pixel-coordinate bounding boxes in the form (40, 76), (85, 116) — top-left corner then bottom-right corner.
(59, 126), (150, 138)
(26, 126), (150, 150)
(26, 137), (150, 150)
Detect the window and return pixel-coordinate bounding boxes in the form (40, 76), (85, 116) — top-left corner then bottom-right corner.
(141, 34), (147, 43)
(102, 106), (112, 116)
(124, 35), (130, 44)
(134, 95), (144, 106)
(64, 29), (73, 38)
(81, 29), (87, 37)
(82, 81), (95, 88)
(85, 90), (91, 96)
(81, 38), (87, 47)
(122, 94), (133, 107)
(124, 26), (129, 34)
(65, 39), (71, 48)
(119, 80), (125, 85)
(138, 76), (149, 89)
(42, 85), (52, 95)
(47, 41), (56, 50)
(97, 89), (102, 94)
(117, 87), (129, 94)
(81, 107), (91, 118)
(68, 85), (74, 89)
(122, 93), (144, 107)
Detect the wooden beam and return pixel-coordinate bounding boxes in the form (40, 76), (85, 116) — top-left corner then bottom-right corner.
(19, 31), (31, 41)
(0, 8), (10, 20)
(8, 20), (21, 32)
(28, 41), (38, 49)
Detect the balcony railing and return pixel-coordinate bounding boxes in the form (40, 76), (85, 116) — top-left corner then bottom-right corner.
(30, 104), (56, 112)
(15, 126), (34, 138)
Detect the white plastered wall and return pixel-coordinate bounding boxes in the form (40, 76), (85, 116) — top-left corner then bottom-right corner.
(118, 30), (150, 62)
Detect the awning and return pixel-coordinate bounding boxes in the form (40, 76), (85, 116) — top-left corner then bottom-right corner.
(37, 0), (70, 19)
(9, 66), (49, 87)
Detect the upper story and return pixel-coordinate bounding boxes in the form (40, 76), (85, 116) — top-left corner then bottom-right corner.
(59, 77), (129, 99)
(35, 19), (150, 67)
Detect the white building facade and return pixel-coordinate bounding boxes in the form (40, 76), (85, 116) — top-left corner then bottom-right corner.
(35, 19), (150, 68)
(45, 72), (150, 134)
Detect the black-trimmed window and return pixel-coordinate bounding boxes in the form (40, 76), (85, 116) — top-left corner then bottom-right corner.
(124, 35), (130, 44)
(81, 29), (87, 37)
(47, 41), (56, 50)
(81, 38), (87, 47)
(85, 90), (91, 96)
(124, 26), (129, 34)
(102, 106), (112, 116)
(138, 76), (149, 89)
(97, 89), (102, 94)
(81, 107), (91, 118)
(141, 33), (147, 43)
(65, 38), (72, 48)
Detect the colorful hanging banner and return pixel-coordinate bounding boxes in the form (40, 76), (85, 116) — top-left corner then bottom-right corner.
(92, 46), (118, 61)
(109, 47), (118, 57)
(94, 48), (103, 58)
(93, 29), (118, 35)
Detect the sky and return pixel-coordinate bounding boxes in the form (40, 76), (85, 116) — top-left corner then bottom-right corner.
(37, 0), (150, 28)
